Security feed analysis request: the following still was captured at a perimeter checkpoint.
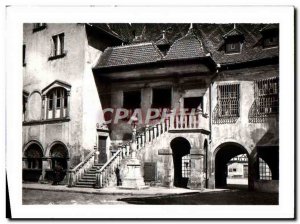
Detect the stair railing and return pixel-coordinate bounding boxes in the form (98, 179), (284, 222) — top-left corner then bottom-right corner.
(95, 117), (171, 188)
(95, 111), (209, 188)
(67, 149), (96, 187)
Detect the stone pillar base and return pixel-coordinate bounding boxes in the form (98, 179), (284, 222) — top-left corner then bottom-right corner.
(119, 158), (148, 190)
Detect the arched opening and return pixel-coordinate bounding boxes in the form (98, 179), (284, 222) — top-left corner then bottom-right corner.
(49, 143), (68, 182)
(215, 143), (249, 189)
(227, 154), (248, 188)
(23, 143), (43, 182)
(170, 137), (191, 188)
(257, 146), (279, 181)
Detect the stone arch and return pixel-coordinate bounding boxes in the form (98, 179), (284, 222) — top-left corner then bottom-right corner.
(22, 140), (44, 182)
(47, 141), (69, 182)
(214, 141), (249, 188)
(23, 140), (44, 156)
(170, 137), (191, 188)
(27, 90), (42, 121)
(213, 139), (251, 157)
(45, 141), (69, 158)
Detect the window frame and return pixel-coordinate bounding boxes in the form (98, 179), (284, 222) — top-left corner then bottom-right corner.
(225, 41), (241, 54)
(217, 83), (240, 118)
(255, 77), (279, 115)
(49, 33), (66, 60)
(46, 87), (68, 119)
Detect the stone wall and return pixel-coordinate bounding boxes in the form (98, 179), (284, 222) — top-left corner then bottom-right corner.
(208, 64), (279, 189)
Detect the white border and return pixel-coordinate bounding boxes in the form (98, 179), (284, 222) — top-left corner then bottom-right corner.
(5, 5), (294, 219)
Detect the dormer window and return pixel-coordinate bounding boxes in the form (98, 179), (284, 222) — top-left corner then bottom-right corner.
(225, 42), (241, 54)
(222, 25), (244, 54)
(260, 24), (279, 49)
(156, 30), (171, 56)
(264, 36), (279, 48)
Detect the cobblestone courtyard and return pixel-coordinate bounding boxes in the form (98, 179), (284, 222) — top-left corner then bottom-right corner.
(23, 188), (278, 205)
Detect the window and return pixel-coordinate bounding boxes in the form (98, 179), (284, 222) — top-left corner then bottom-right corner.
(182, 154), (191, 178)
(33, 23), (46, 32)
(152, 88), (172, 109)
(255, 77), (279, 114)
(225, 42), (241, 54)
(249, 77), (279, 123)
(23, 44), (26, 66)
(184, 97), (203, 112)
(123, 90), (141, 109)
(263, 35), (279, 48)
(24, 144), (43, 170)
(259, 158), (272, 180)
(123, 90), (141, 120)
(218, 84), (240, 117)
(49, 33), (65, 60)
(46, 88), (68, 119)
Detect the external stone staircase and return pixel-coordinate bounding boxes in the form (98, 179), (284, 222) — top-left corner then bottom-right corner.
(73, 163), (104, 188)
(68, 111), (209, 188)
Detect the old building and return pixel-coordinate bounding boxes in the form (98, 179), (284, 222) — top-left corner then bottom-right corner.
(23, 23), (279, 192)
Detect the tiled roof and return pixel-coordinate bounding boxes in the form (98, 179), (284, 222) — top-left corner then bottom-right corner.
(198, 24), (279, 65)
(96, 42), (163, 68)
(94, 23), (279, 68)
(156, 37), (170, 46)
(163, 28), (209, 60)
(156, 31), (170, 46)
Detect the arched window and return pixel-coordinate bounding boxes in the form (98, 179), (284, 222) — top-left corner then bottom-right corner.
(46, 87), (68, 119)
(24, 144), (43, 169)
(50, 143), (68, 171)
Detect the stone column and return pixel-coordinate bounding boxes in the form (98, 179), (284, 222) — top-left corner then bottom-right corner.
(141, 86), (152, 124)
(39, 158), (51, 183)
(158, 147), (173, 187)
(248, 149), (258, 191)
(187, 147), (205, 190)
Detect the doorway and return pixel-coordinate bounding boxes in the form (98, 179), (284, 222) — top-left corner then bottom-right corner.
(170, 137), (191, 188)
(215, 143), (249, 189)
(98, 136), (108, 163)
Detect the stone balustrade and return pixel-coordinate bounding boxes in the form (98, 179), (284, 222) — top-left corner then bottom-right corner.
(94, 111), (209, 188)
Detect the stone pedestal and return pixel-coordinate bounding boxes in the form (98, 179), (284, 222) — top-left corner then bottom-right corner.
(119, 137), (148, 190)
(119, 158), (148, 189)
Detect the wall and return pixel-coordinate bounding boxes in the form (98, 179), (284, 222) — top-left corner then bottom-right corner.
(208, 64), (279, 189)
(81, 37), (103, 154)
(23, 23), (86, 167)
(118, 130), (209, 188)
(107, 73), (212, 143)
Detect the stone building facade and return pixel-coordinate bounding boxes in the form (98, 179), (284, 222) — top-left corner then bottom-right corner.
(23, 23), (279, 192)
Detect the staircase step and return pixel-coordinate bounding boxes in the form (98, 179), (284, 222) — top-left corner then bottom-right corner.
(80, 177), (96, 181)
(84, 173), (96, 176)
(74, 184), (94, 188)
(78, 180), (96, 185)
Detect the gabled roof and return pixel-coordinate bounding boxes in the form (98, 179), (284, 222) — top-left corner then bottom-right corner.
(42, 80), (71, 94)
(222, 27), (244, 39)
(96, 42), (163, 68)
(156, 31), (170, 46)
(163, 28), (209, 60)
(93, 23), (279, 69)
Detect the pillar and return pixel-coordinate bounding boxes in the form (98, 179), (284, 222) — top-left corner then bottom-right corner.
(187, 148), (205, 190)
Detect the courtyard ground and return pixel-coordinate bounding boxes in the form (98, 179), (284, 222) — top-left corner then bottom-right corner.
(22, 184), (278, 205)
